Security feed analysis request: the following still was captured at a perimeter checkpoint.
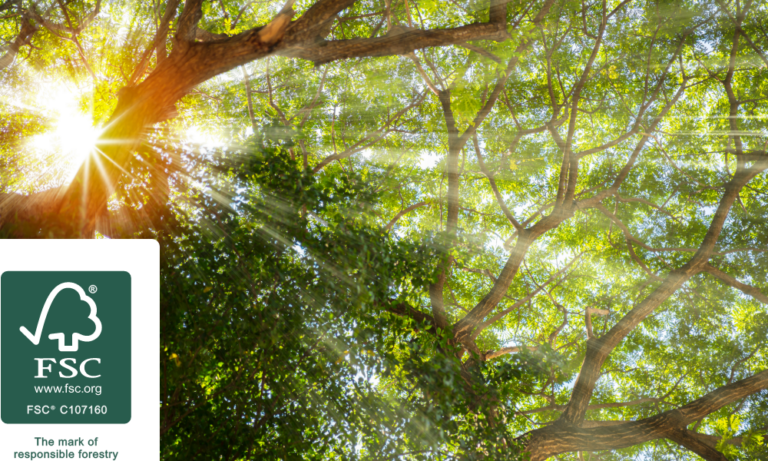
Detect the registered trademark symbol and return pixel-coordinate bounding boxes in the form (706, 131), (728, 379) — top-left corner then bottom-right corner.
(89, 285), (97, 294)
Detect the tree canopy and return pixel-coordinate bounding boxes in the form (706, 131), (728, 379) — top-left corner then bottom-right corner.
(1, 0), (768, 459)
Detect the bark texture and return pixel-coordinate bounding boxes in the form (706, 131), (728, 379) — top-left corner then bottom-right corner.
(523, 370), (768, 460)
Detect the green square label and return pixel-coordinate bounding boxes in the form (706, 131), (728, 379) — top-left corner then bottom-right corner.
(1, 272), (131, 424)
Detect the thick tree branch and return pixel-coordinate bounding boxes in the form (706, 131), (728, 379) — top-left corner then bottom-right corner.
(257, 0), (296, 45)
(284, 0), (355, 41)
(28, 0), (300, 235)
(385, 302), (437, 333)
(281, 0), (556, 64)
(666, 427), (729, 461)
(703, 263), (768, 304)
(485, 345), (525, 360)
(175, 0), (204, 44)
(524, 370), (768, 460)
(585, 307), (609, 339)
(428, 90), (461, 331)
(194, 25), (229, 41)
(452, 231), (538, 340)
(283, 23), (505, 63)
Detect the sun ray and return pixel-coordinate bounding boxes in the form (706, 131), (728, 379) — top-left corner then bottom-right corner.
(21, 83), (101, 183)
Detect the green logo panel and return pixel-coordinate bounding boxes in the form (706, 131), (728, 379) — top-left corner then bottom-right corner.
(1, 272), (131, 424)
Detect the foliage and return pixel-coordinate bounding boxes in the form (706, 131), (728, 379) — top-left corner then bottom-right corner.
(1, 0), (768, 460)
(142, 145), (437, 458)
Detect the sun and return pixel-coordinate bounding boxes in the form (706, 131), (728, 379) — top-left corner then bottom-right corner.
(27, 88), (101, 174)
(50, 110), (100, 162)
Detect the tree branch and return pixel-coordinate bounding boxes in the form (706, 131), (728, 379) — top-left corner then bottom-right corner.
(281, 0), (556, 64)
(284, 0), (354, 41)
(0, 14), (36, 71)
(522, 397), (662, 415)
(386, 201), (429, 230)
(175, 0), (204, 44)
(385, 302), (437, 333)
(313, 93), (425, 172)
(525, 370), (768, 460)
(129, 0), (181, 84)
(703, 263), (768, 304)
(485, 345), (524, 360)
(28, 0), (101, 35)
(666, 427), (729, 461)
(471, 253), (582, 340)
(559, 164), (763, 426)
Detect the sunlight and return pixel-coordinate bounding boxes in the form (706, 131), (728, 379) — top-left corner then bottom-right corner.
(186, 125), (225, 149)
(26, 87), (101, 177)
(33, 111), (100, 163)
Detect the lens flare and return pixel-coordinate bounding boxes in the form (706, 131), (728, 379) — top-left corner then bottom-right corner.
(26, 89), (100, 177)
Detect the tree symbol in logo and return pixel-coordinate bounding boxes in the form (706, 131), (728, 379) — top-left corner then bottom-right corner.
(20, 282), (102, 352)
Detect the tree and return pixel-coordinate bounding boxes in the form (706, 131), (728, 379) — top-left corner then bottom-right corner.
(1, 0), (767, 459)
(0, 0), (552, 235)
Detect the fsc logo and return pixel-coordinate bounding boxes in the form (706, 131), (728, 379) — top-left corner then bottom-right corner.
(1, 272), (131, 424)
(20, 282), (103, 351)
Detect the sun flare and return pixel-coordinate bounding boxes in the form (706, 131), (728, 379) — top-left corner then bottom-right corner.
(54, 112), (100, 161)
(27, 88), (101, 175)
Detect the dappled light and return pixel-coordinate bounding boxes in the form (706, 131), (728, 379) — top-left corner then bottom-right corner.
(1, 0), (768, 460)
